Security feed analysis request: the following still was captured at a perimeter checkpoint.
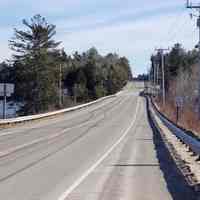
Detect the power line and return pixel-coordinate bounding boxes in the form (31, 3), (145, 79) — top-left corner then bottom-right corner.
(160, 5), (196, 47)
(168, 13), (190, 44)
(164, 9), (187, 44)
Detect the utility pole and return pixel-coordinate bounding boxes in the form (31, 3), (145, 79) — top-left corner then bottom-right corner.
(149, 67), (153, 95)
(155, 48), (169, 106)
(186, 0), (200, 117)
(155, 61), (159, 96)
(148, 69), (150, 94)
(156, 62), (159, 85)
(152, 56), (159, 96)
(153, 58), (156, 96)
(59, 64), (62, 108)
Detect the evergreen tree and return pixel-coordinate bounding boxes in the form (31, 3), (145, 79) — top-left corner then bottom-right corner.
(10, 15), (61, 114)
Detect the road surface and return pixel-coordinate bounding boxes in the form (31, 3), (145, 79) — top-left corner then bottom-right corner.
(0, 82), (194, 200)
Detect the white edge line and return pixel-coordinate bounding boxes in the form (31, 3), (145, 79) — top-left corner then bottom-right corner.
(58, 97), (140, 200)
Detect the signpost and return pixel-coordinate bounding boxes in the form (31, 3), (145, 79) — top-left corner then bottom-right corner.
(0, 83), (14, 119)
(175, 96), (184, 124)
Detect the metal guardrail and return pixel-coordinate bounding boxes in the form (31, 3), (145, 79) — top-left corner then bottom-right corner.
(149, 97), (200, 157)
(0, 94), (116, 126)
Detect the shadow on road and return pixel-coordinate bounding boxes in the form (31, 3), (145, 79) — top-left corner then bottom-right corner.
(146, 98), (198, 200)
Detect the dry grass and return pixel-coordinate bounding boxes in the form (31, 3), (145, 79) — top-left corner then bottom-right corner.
(154, 98), (200, 138)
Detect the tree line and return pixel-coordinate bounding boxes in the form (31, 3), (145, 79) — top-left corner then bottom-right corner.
(150, 43), (199, 100)
(151, 43), (199, 95)
(0, 15), (132, 115)
(150, 43), (200, 132)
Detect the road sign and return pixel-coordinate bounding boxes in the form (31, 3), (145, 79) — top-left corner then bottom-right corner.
(6, 84), (14, 94)
(0, 84), (3, 94)
(0, 83), (14, 97)
(63, 89), (68, 95)
(0, 92), (12, 97)
(175, 96), (184, 108)
(175, 96), (184, 124)
(0, 83), (15, 119)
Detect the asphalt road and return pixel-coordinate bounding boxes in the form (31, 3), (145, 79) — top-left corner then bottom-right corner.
(0, 82), (191, 200)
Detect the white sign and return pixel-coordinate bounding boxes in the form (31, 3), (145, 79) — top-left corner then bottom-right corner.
(6, 84), (14, 94)
(0, 92), (12, 97)
(175, 96), (184, 107)
(63, 89), (68, 95)
(0, 84), (3, 93)
(0, 83), (15, 97)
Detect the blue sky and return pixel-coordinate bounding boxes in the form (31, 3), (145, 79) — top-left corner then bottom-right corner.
(0, 0), (199, 76)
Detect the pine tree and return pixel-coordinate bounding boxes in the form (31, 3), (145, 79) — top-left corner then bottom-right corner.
(10, 14), (61, 114)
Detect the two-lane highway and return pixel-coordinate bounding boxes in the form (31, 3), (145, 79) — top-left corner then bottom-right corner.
(0, 82), (192, 200)
(0, 83), (140, 200)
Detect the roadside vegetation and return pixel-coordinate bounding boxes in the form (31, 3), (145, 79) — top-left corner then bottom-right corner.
(0, 15), (132, 116)
(150, 43), (200, 136)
